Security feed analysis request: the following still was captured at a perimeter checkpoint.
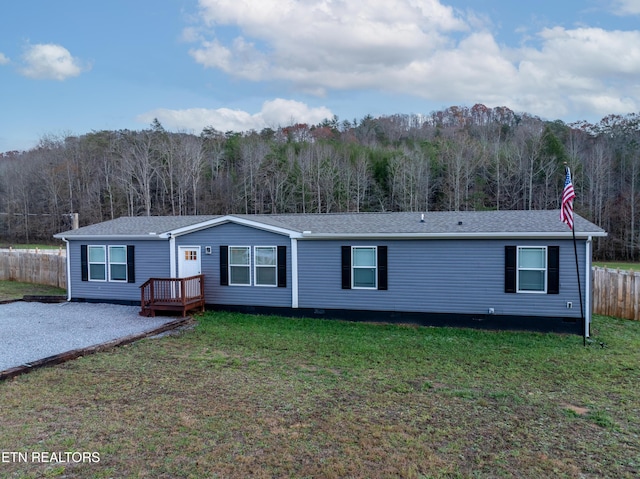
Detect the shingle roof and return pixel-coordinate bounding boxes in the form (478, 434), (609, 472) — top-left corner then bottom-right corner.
(55, 210), (606, 240)
(54, 215), (221, 238)
(244, 210), (605, 235)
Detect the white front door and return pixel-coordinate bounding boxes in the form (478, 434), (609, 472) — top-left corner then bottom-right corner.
(178, 246), (201, 278)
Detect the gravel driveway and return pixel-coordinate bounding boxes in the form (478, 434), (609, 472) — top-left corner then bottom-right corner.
(0, 302), (181, 372)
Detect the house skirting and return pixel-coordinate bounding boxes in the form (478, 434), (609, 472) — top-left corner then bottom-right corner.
(69, 298), (582, 335)
(206, 304), (583, 335)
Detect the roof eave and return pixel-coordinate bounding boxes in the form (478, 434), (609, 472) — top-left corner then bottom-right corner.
(300, 231), (608, 240)
(53, 234), (167, 241)
(163, 214), (303, 238)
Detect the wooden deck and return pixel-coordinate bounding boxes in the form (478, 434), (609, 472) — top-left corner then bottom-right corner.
(140, 275), (205, 317)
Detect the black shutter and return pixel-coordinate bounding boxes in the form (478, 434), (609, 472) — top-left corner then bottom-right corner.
(547, 246), (560, 294)
(220, 245), (229, 286)
(126, 245), (136, 283)
(277, 246), (287, 288)
(341, 246), (351, 289)
(505, 245), (516, 293)
(81, 245), (88, 281)
(377, 246), (388, 290)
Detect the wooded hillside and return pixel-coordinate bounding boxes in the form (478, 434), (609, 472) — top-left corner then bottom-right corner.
(1, 104), (637, 260)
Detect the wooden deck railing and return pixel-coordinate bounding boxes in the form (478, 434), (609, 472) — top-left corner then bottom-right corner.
(140, 274), (205, 317)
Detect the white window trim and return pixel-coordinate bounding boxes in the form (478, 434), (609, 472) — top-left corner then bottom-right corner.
(254, 246), (277, 287)
(229, 245), (251, 286)
(516, 246), (547, 294)
(88, 245), (107, 282)
(108, 245), (128, 282)
(352, 246), (377, 290)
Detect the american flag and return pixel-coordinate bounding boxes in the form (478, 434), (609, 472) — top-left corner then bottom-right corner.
(561, 167), (576, 229)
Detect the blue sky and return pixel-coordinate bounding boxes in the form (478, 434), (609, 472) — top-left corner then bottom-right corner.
(1, 0), (639, 152)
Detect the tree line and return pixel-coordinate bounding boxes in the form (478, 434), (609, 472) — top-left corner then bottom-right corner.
(1, 104), (638, 260)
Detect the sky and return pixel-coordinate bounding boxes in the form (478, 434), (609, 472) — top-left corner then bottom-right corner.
(1, 0), (640, 152)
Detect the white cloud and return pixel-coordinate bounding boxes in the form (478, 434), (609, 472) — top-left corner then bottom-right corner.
(186, 0), (640, 121)
(137, 99), (334, 133)
(189, 37), (268, 81)
(611, 0), (640, 15)
(533, 27), (640, 77)
(189, 0), (467, 89)
(20, 43), (88, 80)
(507, 27), (640, 118)
(0, 53), (9, 65)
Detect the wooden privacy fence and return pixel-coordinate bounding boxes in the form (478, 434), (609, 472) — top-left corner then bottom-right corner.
(592, 266), (640, 320)
(0, 250), (66, 289)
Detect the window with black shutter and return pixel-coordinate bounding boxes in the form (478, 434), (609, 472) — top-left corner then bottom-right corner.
(80, 244), (135, 283)
(220, 244), (287, 287)
(342, 245), (388, 290)
(505, 245), (559, 294)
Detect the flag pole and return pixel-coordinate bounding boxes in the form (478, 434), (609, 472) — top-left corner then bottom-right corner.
(563, 163), (586, 346)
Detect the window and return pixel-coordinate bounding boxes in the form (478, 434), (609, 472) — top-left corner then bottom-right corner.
(109, 245), (128, 282)
(88, 246), (106, 281)
(255, 246), (277, 286)
(342, 245), (387, 290)
(352, 246), (377, 289)
(220, 245), (286, 288)
(505, 245), (558, 294)
(229, 246), (250, 285)
(81, 245), (135, 283)
(517, 247), (546, 292)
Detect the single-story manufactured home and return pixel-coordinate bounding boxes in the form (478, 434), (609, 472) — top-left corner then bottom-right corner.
(54, 210), (607, 335)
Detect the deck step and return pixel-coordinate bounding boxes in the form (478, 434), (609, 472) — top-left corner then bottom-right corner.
(140, 275), (205, 317)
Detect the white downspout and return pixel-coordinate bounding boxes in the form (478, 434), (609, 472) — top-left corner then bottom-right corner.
(585, 236), (592, 338)
(61, 237), (71, 301)
(291, 238), (298, 308)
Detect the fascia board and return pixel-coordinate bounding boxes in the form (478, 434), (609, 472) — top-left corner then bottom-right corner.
(159, 217), (229, 238)
(162, 215), (303, 238)
(227, 215), (303, 237)
(299, 231), (608, 240)
(53, 234), (166, 241)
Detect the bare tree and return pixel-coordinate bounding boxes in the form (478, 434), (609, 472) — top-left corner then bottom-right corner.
(115, 130), (158, 216)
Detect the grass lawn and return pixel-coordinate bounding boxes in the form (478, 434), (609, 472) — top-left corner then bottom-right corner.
(0, 280), (66, 302)
(0, 243), (64, 250)
(593, 261), (640, 271)
(0, 311), (639, 478)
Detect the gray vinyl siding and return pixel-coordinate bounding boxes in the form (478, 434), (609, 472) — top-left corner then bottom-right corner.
(175, 222), (291, 307)
(68, 239), (170, 302)
(66, 223), (589, 320)
(297, 238), (586, 318)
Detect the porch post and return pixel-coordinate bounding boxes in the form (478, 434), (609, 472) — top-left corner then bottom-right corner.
(169, 235), (176, 278)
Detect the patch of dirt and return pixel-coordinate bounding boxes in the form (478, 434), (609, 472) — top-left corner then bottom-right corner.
(562, 403), (589, 415)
